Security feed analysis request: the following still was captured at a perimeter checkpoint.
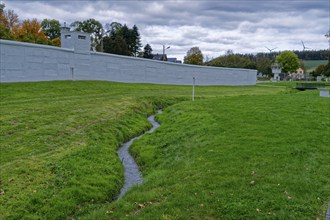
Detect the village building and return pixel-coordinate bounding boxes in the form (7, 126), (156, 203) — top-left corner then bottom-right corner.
(288, 67), (305, 80)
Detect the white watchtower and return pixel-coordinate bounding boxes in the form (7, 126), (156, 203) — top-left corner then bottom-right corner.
(60, 26), (91, 54)
(271, 62), (282, 82)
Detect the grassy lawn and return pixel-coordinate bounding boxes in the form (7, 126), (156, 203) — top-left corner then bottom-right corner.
(0, 80), (329, 219)
(257, 81), (330, 89)
(84, 89), (330, 220)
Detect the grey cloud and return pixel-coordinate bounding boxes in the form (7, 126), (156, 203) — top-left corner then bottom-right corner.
(4, 0), (329, 61)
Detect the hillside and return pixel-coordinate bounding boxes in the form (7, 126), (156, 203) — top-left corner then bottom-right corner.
(1, 81), (329, 219)
(303, 60), (328, 73)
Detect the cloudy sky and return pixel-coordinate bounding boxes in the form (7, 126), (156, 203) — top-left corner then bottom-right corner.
(3, 0), (330, 61)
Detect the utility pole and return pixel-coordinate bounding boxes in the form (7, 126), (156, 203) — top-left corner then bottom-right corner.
(162, 45), (170, 61)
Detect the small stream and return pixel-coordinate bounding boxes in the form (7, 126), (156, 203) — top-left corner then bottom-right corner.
(116, 111), (161, 200)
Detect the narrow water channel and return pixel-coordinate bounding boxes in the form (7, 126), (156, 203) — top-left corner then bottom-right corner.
(116, 111), (161, 200)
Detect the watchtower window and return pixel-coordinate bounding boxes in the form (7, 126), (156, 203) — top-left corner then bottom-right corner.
(65, 35), (71, 39)
(78, 35), (86, 40)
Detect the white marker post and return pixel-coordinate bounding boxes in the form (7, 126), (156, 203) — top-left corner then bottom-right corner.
(192, 77), (195, 101)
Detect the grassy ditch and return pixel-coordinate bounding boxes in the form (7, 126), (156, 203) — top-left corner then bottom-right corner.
(0, 80), (286, 219)
(84, 90), (330, 219)
(0, 81), (182, 219)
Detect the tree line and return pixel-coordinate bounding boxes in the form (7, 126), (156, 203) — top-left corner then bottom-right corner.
(184, 48), (273, 75)
(0, 7), (57, 46)
(184, 47), (329, 77)
(293, 50), (329, 60)
(0, 5), (155, 58)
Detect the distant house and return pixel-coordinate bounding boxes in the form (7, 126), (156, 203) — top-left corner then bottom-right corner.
(289, 67), (305, 80)
(152, 54), (182, 63)
(167, 58), (182, 64)
(152, 53), (167, 61)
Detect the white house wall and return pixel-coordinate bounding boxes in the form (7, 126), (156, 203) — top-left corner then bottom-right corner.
(0, 39), (257, 85)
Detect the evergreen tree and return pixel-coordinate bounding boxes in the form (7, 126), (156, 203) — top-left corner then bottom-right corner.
(143, 44), (153, 59)
(132, 25), (142, 56)
(103, 22), (142, 56)
(103, 35), (129, 56)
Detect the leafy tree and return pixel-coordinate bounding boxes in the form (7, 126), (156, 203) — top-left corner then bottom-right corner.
(0, 5), (60, 47)
(184, 47), (204, 65)
(70, 21), (80, 30)
(143, 44), (153, 59)
(256, 56), (272, 76)
(51, 37), (60, 47)
(299, 60), (306, 73)
(41, 19), (61, 47)
(71, 18), (103, 51)
(41, 19), (61, 40)
(276, 51), (300, 73)
(322, 61), (330, 77)
(0, 6), (18, 40)
(315, 64), (325, 76)
(107, 22), (122, 39)
(12, 19), (48, 44)
(0, 25), (11, 39)
(0, 19), (12, 40)
(3, 9), (18, 31)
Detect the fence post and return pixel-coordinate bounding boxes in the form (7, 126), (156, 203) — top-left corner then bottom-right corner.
(192, 77), (195, 101)
(70, 67), (74, 80)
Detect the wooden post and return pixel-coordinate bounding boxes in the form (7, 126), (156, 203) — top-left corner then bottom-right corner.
(192, 77), (195, 101)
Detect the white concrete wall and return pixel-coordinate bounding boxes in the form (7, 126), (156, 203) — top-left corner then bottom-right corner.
(0, 39), (257, 85)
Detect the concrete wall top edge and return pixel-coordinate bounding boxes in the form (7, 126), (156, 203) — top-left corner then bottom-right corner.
(0, 39), (74, 52)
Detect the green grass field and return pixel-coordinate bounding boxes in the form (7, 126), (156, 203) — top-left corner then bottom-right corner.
(0, 81), (329, 219)
(303, 60), (328, 73)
